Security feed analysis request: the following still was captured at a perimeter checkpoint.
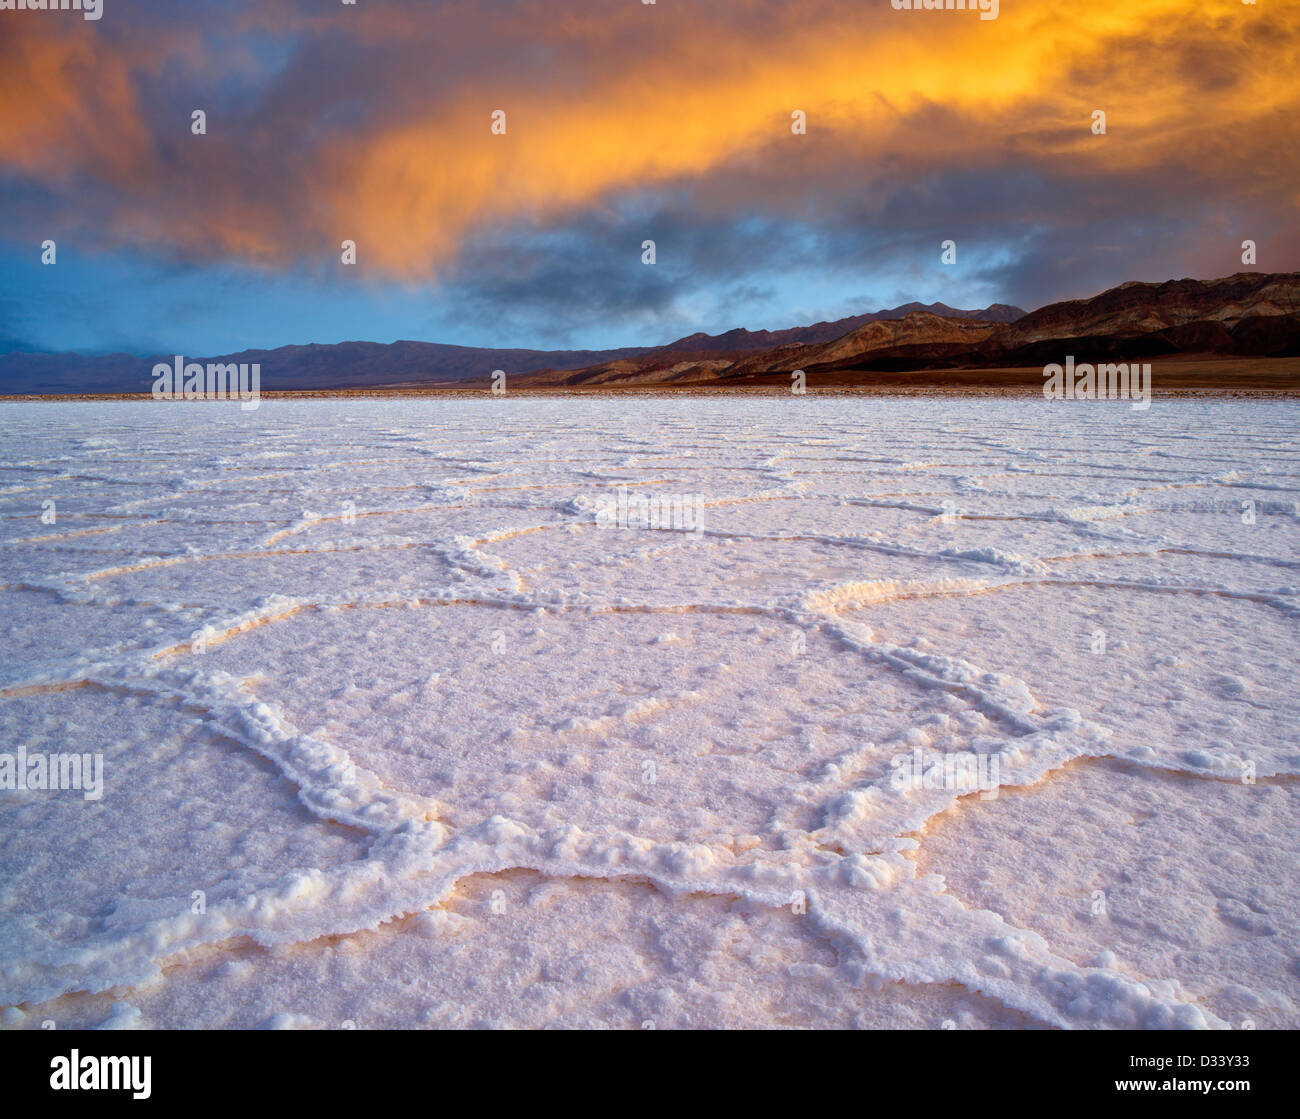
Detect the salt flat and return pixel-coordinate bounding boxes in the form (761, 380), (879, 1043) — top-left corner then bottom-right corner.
(0, 396), (1297, 1030)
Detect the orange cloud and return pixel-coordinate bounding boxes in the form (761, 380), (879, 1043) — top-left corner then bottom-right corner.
(321, 0), (1300, 276)
(2, 0), (1296, 275)
(0, 22), (154, 184)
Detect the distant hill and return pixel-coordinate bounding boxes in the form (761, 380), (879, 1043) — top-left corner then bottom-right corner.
(658, 302), (1024, 354)
(4, 275), (1297, 394)
(519, 272), (1300, 387)
(0, 340), (656, 395)
(0, 301), (1026, 395)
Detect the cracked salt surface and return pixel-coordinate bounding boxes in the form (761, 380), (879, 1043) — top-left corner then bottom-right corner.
(0, 396), (1296, 1029)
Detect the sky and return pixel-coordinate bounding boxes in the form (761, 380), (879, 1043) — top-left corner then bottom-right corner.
(1, 0), (1297, 356)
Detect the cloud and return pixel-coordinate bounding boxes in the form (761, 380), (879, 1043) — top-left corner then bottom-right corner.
(0, 0), (1297, 348)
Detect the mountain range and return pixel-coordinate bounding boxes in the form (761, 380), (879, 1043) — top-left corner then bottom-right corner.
(2, 273), (1298, 395)
(0, 302), (1022, 395)
(520, 272), (1300, 388)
